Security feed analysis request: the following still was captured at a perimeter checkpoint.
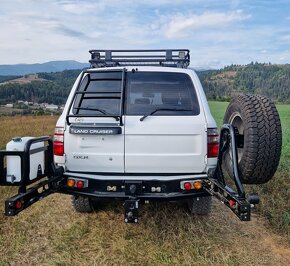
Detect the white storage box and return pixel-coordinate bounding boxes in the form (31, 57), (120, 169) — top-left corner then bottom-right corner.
(6, 137), (45, 183)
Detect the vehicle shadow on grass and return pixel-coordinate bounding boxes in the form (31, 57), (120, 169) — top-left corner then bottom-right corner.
(92, 199), (233, 233)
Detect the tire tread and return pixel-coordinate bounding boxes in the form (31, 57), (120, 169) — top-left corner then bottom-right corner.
(223, 94), (282, 184)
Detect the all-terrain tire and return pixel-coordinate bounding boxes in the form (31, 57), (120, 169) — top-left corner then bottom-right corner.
(187, 196), (212, 215)
(223, 94), (282, 184)
(72, 196), (94, 213)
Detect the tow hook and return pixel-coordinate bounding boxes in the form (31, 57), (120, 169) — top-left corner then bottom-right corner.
(124, 199), (139, 223)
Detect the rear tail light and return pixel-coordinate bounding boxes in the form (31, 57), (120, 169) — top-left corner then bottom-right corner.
(67, 179), (75, 187)
(15, 200), (23, 209)
(181, 180), (203, 190)
(207, 128), (219, 158)
(54, 127), (64, 156)
(193, 181), (203, 190)
(184, 182), (192, 190)
(76, 180), (84, 189)
(67, 178), (88, 189)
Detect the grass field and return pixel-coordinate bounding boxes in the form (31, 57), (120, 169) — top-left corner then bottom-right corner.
(0, 104), (289, 265)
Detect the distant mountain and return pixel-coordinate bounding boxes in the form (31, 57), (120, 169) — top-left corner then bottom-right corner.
(0, 60), (89, 76)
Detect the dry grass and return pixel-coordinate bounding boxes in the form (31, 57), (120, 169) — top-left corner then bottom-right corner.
(0, 115), (289, 265)
(0, 107), (23, 115)
(0, 115), (58, 149)
(0, 195), (289, 266)
(0, 74), (47, 86)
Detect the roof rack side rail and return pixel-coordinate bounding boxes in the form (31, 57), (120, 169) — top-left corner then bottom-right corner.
(88, 49), (190, 69)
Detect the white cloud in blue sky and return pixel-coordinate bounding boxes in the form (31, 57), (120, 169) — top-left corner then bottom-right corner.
(0, 0), (290, 68)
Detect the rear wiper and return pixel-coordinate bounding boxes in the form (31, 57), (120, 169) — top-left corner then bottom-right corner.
(74, 107), (119, 121)
(140, 108), (192, 121)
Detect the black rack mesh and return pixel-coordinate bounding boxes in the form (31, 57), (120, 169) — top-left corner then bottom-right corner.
(89, 49), (190, 68)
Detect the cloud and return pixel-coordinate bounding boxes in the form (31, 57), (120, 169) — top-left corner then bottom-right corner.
(53, 25), (88, 38)
(155, 10), (251, 38)
(280, 35), (290, 42)
(0, 0), (289, 67)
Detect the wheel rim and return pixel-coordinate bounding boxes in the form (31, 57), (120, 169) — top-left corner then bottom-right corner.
(228, 112), (244, 161)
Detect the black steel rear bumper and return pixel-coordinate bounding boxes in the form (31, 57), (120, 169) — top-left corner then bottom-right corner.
(59, 175), (209, 200)
(0, 125), (260, 222)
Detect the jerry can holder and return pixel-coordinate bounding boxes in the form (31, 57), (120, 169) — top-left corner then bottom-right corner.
(0, 136), (65, 216)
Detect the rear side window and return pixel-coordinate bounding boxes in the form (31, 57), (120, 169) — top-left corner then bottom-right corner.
(73, 72), (122, 115)
(126, 72), (200, 116)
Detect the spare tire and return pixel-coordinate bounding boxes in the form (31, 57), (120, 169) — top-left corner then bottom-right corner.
(223, 94), (282, 184)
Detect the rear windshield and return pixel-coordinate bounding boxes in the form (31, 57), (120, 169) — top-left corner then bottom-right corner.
(126, 72), (200, 116)
(72, 72), (122, 115)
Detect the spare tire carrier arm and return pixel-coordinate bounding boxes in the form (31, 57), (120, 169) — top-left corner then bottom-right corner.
(204, 124), (260, 221)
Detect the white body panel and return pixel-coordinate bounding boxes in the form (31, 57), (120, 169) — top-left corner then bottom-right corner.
(55, 66), (218, 177)
(6, 137), (44, 183)
(124, 115), (207, 173)
(64, 120), (124, 173)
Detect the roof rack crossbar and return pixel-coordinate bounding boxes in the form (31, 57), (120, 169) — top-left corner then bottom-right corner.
(88, 49), (190, 69)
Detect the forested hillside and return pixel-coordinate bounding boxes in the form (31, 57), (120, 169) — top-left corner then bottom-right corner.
(0, 63), (290, 104)
(0, 70), (80, 105)
(0, 75), (21, 83)
(199, 62), (290, 103)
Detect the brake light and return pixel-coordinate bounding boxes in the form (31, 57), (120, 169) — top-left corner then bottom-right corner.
(54, 127), (64, 156)
(207, 128), (219, 158)
(181, 180), (204, 190)
(66, 178), (88, 189)
(15, 200), (22, 209)
(184, 182), (192, 190)
(76, 180), (84, 189)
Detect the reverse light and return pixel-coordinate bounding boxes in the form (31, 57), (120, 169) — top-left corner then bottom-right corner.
(207, 128), (219, 158)
(54, 127), (64, 156)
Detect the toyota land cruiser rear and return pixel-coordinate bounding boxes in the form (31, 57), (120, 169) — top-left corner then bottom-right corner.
(0, 50), (281, 222)
(52, 50), (218, 221)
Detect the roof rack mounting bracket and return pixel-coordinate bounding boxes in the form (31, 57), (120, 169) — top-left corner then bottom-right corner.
(166, 50), (172, 60)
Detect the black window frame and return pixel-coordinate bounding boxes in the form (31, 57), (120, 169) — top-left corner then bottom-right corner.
(66, 69), (125, 125)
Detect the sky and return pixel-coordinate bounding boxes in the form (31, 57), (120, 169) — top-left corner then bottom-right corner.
(0, 0), (290, 69)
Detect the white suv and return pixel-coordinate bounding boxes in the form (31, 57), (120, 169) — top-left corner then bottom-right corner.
(53, 50), (219, 221)
(1, 50), (281, 222)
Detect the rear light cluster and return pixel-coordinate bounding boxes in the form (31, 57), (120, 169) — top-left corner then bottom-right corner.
(207, 128), (219, 158)
(15, 200), (23, 209)
(180, 180), (203, 191)
(67, 178), (88, 189)
(54, 127), (64, 156)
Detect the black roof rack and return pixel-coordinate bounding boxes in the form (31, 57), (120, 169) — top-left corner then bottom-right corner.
(89, 49), (190, 69)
